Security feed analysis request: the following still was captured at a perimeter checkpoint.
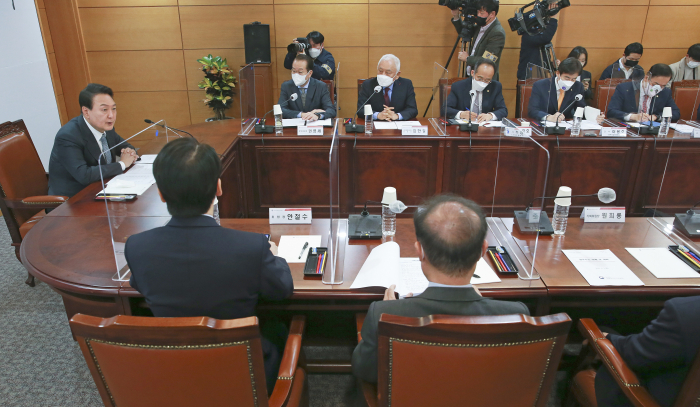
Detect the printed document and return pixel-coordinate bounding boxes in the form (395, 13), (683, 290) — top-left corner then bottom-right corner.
(277, 235), (322, 263)
(282, 118), (333, 127)
(626, 248), (700, 279)
(99, 163), (155, 195)
(563, 249), (644, 286)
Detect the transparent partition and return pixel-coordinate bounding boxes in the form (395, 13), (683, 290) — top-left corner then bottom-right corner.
(323, 123), (345, 284)
(239, 63), (256, 135)
(334, 61), (340, 114)
(429, 62), (449, 136)
(99, 121), (171, 281)
(520, 63), (553, 124)
(610, 61), (644, 81)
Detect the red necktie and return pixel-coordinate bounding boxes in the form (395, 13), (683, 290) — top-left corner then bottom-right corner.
(641, 95), (650, 114)
(384, 88), (391, 106)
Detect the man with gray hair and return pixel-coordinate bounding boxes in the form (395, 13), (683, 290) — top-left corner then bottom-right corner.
(352, 194), (529, 383)
(357, 54), (418, 121)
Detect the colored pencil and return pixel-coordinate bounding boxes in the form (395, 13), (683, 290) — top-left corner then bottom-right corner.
(320, 252), (327, 274)
(488, 250), (503, 272)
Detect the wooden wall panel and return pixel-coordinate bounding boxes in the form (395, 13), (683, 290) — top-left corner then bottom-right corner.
(650, 0), (700, 5)
(369, 4), (454, 47)
(38, 9), (54, 53)
(112, 91), (191, 140)
(643, 49), (689, 71)
(368, 47), (457, 88)
(556, 6), (648, 50)
(80, 7), (182, 51)
(48, 53), (64, 97)
(338, 88), (359, 120)
(275, 5), (368, 47)
(180, 0), (272, 4)
(180, 5), (275, 50)
(87, 50), (187, 92)
(77, 0), (176, 6)
(643, 6), (700, 49)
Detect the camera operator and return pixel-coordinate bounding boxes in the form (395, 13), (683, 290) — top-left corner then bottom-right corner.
(516, 2), (559, 80)
(283, 31), (335, 81)
(451, 0), (505, 81)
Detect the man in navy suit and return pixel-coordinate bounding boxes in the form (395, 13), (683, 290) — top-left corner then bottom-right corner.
(125, 137), (293, 393)
(595, 296), (700, 407)
(279, 54), (336, 121)
(607, 63), (681, 123)
(528, 58), (603, 123)
(443, 59), (508, 122)
(357, 54), (418, 121)
(600, 42), (645, 81)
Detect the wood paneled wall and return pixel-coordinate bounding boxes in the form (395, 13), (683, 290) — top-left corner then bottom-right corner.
(41, 0), (700, 138)
(35, 0), (69, 124)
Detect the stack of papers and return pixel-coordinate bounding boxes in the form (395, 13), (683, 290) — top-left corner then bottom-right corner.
(454, 119), (504, 127)
(282, 118), (333, 127)
(670, 123), (698, 134)
(544, 121), (572, 129)
(626, 248), (700, 279)
(277, 235), (323, 263)
(99, 163), (156, 195)
(372, 121), (422, 130)
(138, 154), (158, 164)
(563, 249), (644, 286)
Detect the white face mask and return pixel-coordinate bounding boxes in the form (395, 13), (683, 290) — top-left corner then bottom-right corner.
(377, 73), (397, 88)
(643, 78), (662, 96)
(308, 48), (321, 59)
(557, 77), (575, 91)
(472, 78), (488, 92)
(292, 72), (308, 87)
(687, 58), (700, 69)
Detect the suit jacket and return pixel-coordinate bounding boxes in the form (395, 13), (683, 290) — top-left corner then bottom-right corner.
(357, 77), (418, 120)
(279, 78), (336, 119)
(443, 78), (508, 120)
(48, 115), (134, 197)
(595, 296), (700, 407)
(454, 18), (506, 81)
(668, 58), (699, 88)
(516, 19), (558, 80)
(351, 286), (530, 383)
(599, 61), (645, 81)
(284, 48), (336, 81)
(528, 77), (587, 121)
(606, 81), (681, 122)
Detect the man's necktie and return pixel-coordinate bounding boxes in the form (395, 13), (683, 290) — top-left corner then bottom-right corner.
(641, 95), (650, 114)
(300, 88), (307, 107)
(384, 88), (391, 106)
(100, 134), (112, 164)
(557, 89), (565, 110)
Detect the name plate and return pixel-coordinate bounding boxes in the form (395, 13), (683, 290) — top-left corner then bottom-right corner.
(401, 126), (429, 136)
(297, 126), (323, 136)
(693, 128), (700, 138)
(580, 207), (626, 223)
(601, 127), (626, 137)
(527, 209), (541, 223)
(269, 208), (312, 224)
(504, 127), (532, 138)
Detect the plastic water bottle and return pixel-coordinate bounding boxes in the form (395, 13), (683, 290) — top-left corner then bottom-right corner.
(552, 203), (570, 235)
(273, 104), (283, 136)
(570, 116), (582, 136)
(364, 105), (373, 136)
(658, 115), (671, 137)
(382, 205), (396, 236)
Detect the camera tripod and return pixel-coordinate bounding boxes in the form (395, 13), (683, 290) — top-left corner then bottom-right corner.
(423, 35), (466, 117)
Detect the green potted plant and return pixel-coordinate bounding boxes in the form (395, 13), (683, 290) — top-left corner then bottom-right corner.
(197, 54), (237, 121)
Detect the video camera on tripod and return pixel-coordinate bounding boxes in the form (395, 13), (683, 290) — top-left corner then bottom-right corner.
(508, 0), (570, 36)
(438, 0), (482, 40)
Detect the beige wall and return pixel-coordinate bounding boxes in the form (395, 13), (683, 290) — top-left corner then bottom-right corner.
(45, 0), (700, 137)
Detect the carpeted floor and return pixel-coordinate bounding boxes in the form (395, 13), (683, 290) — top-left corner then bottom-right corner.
(0, 217), (569, 406)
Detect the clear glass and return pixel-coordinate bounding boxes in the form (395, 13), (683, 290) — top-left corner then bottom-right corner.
(552, 203), (570, 235)
(364, 113), (373, 135)
(238, 63), (256, 135)
(323, 120), (344, 285)
(429, 62), (449, 135)
(274, 113), (283, 135)
(658, 116), (671, 137)
(382, 205), (396, 236)
(334, 62), (340, 116)
(571, 116), (582, 136)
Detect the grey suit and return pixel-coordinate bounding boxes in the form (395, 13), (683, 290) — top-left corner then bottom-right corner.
(454, 18), (507, 81)
(279, 78), (336, 119)
(48, 115), (134, 197)
(352, 286), (530, 383)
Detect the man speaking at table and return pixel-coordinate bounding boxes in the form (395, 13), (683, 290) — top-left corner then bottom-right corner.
(352, 194), (529, 383)
(357, 54), (418, 121)
(125, 137), (293, 393)
(443, 59), (508, 123)
(280, 54), (336, 121)
(48, 83), (138, 198)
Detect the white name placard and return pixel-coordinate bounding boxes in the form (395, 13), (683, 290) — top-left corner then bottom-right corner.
(269, 208), (313, 224)
(504, 127), (532, 138)
(693, 128), (700, 138)
(580, 207), (625, 223)
(297, 126), (324, 136)
(601, 127), (627, 137)
(401, 126), (429, 136)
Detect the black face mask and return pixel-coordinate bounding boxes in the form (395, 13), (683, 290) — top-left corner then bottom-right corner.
(624, 59), (639, 68)
(476, 16), (488, 26)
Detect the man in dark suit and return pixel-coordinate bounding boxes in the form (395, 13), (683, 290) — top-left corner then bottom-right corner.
(283, 31), (335, 81)
(516, 3), (559, 80)
(607, 63), (681, 123)
(357, 54), (418, 121)
(600, 42), (645, 81)
(451, 0), (506, 80)
(443, 59), (508, 122)
(595, 296), (700, 407)
(352, 194), (529, 383)
(280, 54), (335, 120)
(528, 58), (603, 123)
(48, 83), (137, 197)
(125, 137), (293, 393)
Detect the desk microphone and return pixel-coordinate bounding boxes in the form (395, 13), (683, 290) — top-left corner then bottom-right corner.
(256, 94), (298, 134)
(546, 94), (582, 135)
(525, 188), (617, 211)
(673, 199), (700, 238)
(639, 93), (659, 136)
(144, 119), (196, 141)
(346, 85), (382, 133)
(460, 89), (480, 132)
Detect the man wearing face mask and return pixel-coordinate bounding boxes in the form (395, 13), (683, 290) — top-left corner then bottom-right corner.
(279, 54), (336, 121)
(452, 0), (505, 81)
(600, 42), (645, 81)
(667, 43), (700, 88)
(357, 54), (418, 121)
(607, 64), (680, 123)
(528, 58), (603, 124)
(283, 31), (335, 81)
(443, 59), (507, 123)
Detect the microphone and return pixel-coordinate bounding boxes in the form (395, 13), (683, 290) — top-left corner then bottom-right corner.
(460, 89), (480, 132)
(255, 93), (298, 134)
(144, 119), (196, 141)
(546, 93), (583, 135)
(346, 85), (382, 133)
(639, 91), (659, 136)
(673, 199), (700, 237)
(525, 187), (617, 211)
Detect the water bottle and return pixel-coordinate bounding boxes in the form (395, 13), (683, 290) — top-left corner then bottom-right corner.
(364, 105), (373, 136)
(381, 187), (397, 236)
(273, 104), (283, 136)
(570, 116), (582, 136)
(212, 197), (221, 226)
(658, 107), (672, 138)
(552, 186), (571, 235)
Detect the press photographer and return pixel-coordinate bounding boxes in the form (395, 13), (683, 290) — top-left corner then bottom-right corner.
(513, 0), (569, 79)
(283, 31), (335, 81)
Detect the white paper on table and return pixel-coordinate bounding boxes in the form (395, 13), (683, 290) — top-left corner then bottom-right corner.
(395, 121), (422, 128)
(544, 121), (572, 129)
(579, 120), (602, 130)
(282, 118), (333, 127)
(373, 122), (399, 130)
(351, 241), (401, 289)
(626, 122), (642, 128)
(398, 258), (429, 297)
(563, 249), (644, 286)
(670, 124), (696, 134)
(277, 235), (323, 263)
(138, 154), (157, 164)
(584, 106), (601, 122)
(626, 248), (700, 279)
(483, 121), (505, 128)
(472, 258), (501, 284)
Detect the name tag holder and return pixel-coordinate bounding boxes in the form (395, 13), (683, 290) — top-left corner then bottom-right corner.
(693, 128), (700, 138)
(580, 207), (626, 223)
(297, 126), (324, 136)
(401, 126), (429, 136)
(601, 127), (627, 137)
(269, 208), (313, 224)
(504, 127), (532, 138)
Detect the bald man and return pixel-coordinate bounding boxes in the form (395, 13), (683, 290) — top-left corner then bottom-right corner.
(351, 194), (530, 383)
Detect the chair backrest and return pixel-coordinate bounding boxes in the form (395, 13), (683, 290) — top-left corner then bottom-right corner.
(671, 80), (700, 121)
(516, 79), (540, 118)
(70, 314), (272, 407)
(438, 77), (466, 113)
(376, 313), (571, 407)
(672, 341), (700, 407)
(594, 78), (632, 112)
(322, 79), (336, 112)
(358, 78), (367, 98)
(0, 120), (48, 229)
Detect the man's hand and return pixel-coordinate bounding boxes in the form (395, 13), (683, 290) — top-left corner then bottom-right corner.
(383, 285), (397, 301)
(383, 105), (399, 121)
(122, 147), (138, 159)
(630, 113), (652, 122)
(458, 51), (468, 62)
(301, 112), (318, 121)
(310, 109), (325, 114)
(583, 81), (590, 91)
(269, 241), (278, 256)
(459, 111), (478, 120)
(596, 113), (606, 125)
(377, 111), (391, 121)
(546, 112), (565, 123)
(476, 113), (494, 123)
(120, 149), (136, 168)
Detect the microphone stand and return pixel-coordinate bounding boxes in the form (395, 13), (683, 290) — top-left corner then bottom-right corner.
(460, 90), (480, 132)
(639, 93), (659, 136)
(255, 94), (299, 134)
(673, 200), (700, 238)
(346, 86), (382, 133)
(545, 92), (576, 135)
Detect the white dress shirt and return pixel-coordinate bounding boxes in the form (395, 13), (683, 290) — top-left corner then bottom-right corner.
(83, 116), (125, 170)
(428, 281), (473, 289)
(455, 82), (497, 121)
(618, 57), (635, 80)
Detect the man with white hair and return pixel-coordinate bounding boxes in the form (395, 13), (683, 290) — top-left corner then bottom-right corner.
(357, 54), (418, 121)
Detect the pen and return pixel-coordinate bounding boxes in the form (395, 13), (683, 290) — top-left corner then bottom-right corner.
(317, 253), (324, 273)
(298, 242), (309, 259)
(680, 245), (700, 263)
(676, 248), (700, 268)
(316, 252), (322, 273)
(488, 250), (503, 272)
(320, 252), (327, 273)
(496, 252), (511, 272)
